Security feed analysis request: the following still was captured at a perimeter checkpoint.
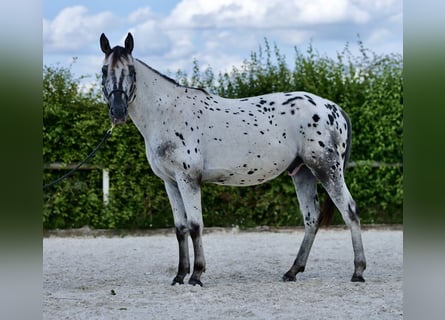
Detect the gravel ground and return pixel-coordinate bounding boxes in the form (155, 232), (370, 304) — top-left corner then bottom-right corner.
(43, 227), (403, 319)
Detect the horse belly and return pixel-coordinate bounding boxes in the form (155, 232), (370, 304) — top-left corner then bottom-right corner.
(201, 143), (295, 186)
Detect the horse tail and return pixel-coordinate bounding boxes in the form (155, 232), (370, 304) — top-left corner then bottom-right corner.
(319, 108), (353, 227)
(319, 194), (335, 226)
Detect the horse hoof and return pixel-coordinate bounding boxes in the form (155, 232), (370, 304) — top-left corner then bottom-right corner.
(188, 278), (203, 287)
(282, 272), (296, 282)
(171, 276), (185, 286)
(351, 274), (365, 282)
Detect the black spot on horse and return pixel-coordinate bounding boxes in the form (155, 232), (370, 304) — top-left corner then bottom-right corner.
(282, 96), (304, 105)
(318, 141), (325, 147)
(304, 95), (316, 106)
(312, 114), (320, 122)
(328, 114), (334, 125)
(175, 132), (184, 140)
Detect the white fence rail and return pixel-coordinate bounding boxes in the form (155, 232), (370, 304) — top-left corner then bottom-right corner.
(346, 161), (402, 168)
(44, 163), (110, 205)
(44, 161), (402, 205)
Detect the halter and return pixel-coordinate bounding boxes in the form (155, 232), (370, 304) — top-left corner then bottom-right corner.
(106, 89), (130, 102)
(102, 67), (137, 105)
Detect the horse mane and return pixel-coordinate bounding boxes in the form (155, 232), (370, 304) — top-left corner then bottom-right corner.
(108, 46), (209, 95)
(135, 58), (209, 95)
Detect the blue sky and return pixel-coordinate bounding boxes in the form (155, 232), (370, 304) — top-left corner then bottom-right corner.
(43, 0), (402, 90)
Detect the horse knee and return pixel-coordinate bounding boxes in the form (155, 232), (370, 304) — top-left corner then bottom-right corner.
(175, 224), (188, 240)
(189, 221), (202, 240)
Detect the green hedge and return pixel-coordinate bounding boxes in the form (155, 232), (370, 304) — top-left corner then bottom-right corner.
(43, 41), (402, 229)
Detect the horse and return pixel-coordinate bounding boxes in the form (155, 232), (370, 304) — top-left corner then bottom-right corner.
(99, 33), (366, 286)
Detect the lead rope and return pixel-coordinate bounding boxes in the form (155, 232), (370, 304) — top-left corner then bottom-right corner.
(43, 126), (114, 190)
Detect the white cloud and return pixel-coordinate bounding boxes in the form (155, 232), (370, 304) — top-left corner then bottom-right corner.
(128, 7), (155, 24)
(164, 0), (378, 29)
(43, 6), (115, 53)
(389, 12), (403, 25)
(367, 28), (391, 45)
(129, 19), (172, 55)
(43, 0), (402, 88)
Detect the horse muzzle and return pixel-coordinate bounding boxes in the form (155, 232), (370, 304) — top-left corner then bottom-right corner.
(107, 89), (129, 125)
(109, 103), (128, 125)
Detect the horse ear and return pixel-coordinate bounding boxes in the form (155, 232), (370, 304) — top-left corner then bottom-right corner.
(100, 33), (112, 55)
(124, 33), (134, 54)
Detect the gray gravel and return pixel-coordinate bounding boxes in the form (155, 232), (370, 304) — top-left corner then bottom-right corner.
(43, 228), (403, 319)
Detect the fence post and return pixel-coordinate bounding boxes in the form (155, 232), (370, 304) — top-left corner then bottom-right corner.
(102, 169), (110, 206)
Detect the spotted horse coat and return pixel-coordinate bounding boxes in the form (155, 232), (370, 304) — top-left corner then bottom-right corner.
(100, 33), (366, 286)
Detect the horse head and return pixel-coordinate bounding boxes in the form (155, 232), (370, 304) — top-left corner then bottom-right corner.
(100, 33), (136, 125)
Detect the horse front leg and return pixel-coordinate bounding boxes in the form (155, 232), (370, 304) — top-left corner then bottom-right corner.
(176, 173), (206, 287)
(164, 181), (190, 285)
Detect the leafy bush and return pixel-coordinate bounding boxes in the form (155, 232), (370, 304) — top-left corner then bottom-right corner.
(43, 41), (402, 229)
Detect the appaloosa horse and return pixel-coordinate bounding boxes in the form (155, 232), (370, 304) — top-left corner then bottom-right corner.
(100, 33), (366, 286)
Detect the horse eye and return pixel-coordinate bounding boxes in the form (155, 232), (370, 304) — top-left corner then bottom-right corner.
(102, 66), (108, 76)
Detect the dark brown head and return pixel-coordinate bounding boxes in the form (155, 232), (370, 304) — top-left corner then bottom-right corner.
(100, 33), (136, 125)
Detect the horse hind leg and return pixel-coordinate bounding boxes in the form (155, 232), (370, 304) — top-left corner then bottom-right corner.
(317, 173), (366, 282)
(283, 165), (321, 281)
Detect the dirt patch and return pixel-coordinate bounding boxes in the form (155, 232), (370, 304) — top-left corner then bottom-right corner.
(43, 229), (402, 319)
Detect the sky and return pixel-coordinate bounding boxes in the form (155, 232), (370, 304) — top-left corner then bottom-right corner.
(43, 0), (402, 89)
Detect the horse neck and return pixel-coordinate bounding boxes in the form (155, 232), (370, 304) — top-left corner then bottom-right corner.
(129, 59), (178, 134)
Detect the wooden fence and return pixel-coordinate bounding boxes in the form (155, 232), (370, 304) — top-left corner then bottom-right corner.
(44, 161), (402, 205)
